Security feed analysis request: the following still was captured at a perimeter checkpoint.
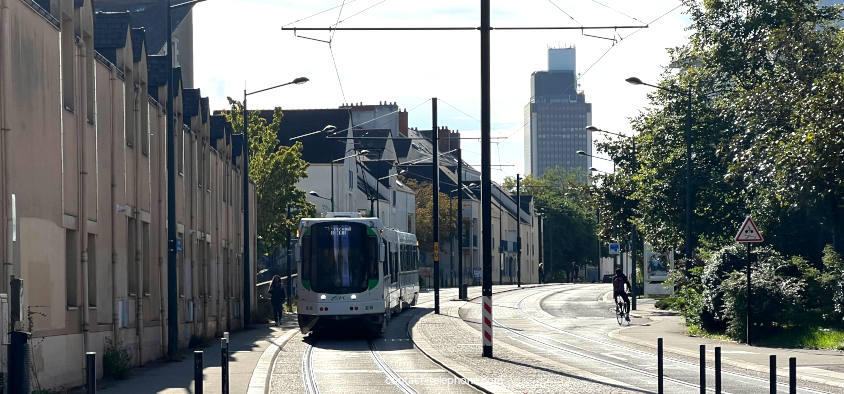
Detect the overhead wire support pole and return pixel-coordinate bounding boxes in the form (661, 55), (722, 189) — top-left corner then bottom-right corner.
(516, 174), (521, 288)
(165, 0), (178, 359)
(432, 98), (440, 315)
(481, 0), (493, 359)
(457, 148), (465, 300)
(282, 6), (647, 361)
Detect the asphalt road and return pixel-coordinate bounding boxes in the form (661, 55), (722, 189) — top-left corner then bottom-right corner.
(269, 287), (478, 394)
(457, 283), (834, 393)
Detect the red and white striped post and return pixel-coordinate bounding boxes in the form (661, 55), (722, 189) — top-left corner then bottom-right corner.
(482, 294), (493, 350)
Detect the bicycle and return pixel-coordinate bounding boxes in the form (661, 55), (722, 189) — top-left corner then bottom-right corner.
(614, 295), (630, 326)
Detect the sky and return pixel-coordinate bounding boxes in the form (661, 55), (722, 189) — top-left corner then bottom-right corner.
(192, 0), (692, 182)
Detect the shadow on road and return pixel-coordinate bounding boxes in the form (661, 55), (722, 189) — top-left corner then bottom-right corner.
(492, 356), (653, 394)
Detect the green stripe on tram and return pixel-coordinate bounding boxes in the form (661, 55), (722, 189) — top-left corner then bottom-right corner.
(367, 278), (378, 290)
(366, 226), (377, 237)
(301, 279), (311, 291)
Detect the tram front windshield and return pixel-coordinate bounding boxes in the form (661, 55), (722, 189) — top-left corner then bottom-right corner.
(302, 222), (378, 294)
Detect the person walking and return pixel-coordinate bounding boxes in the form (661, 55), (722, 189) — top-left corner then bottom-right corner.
(269, 275), (286, 326)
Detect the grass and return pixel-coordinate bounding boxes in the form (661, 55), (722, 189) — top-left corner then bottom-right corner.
(760, 327), (844, 351)
(686, 324), (733, 341)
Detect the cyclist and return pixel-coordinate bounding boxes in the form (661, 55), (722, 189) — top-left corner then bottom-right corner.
(612, 268), (631, 321)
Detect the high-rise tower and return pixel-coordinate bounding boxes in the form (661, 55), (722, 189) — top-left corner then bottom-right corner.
(524, 47), (592, 178)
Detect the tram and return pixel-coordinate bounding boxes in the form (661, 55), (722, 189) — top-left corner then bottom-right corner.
(295, 213), (420, 335)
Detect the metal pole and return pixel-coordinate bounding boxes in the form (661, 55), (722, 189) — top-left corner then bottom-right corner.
(789, 357), (796, 394)
(631, 137), (638, 310)
(596, 207), (600, 284)
(499, 202), (503, 285)
(516, 174), (521, 287)
(770, 354), (776, 394)
(376, 181), (379, 217)
(657, 338), (663, 394)
(194, 350), (204, 394)
(242, 90), (251, 327)
(685, 87), (693, 260)
(286, 205), (292, 309)
(221, 337), (229, 394)
(165, 0), (179, 359)
(700, 344), (706, 394)
(432, 98), (440, 315)
(481, 0), (493, 359)
(747, 242), (752, 345)
(538, 215), (543, 284)
(330, 160), (335, 212)
(715, 346), (721, 394)
(86, 352), (96, 394)
(458, 148), (465, 299)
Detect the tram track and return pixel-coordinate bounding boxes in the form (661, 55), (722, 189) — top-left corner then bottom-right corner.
(526, 288), (832, 394)
(302, 342), (320, 394)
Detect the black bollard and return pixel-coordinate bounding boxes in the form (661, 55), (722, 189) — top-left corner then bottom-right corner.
(221, 338), (229, 394)
(86, 352), (96, 394)
(770, 355), (776, 394)
(789, 357), (796, 394)
(715, 346), (721, 394)
(194, 350), (204, 394)
(700, 345), (706, 394)
(657, 338), (664, 394)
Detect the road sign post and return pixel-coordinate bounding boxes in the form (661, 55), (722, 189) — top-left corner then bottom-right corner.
(735, 216), (763, 345)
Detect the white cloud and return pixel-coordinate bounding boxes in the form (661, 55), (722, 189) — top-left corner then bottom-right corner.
(193, 0), (691, 181)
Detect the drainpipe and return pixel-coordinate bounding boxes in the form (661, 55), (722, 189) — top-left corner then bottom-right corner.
(110, 70), (119, 340)
(79, 40), (91, 355)
(134, 85), (143, 365)
(158, 109), (166, 355)
(0, 0), (10, 295)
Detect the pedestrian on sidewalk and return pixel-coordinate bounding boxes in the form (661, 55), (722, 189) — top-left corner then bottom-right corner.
(269, 275), (286, 326)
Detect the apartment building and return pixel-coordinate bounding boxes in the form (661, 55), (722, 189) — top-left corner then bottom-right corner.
(0, 0), (255, 389)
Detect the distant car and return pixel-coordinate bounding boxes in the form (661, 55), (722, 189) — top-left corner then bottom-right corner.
(602, 274), (613, 283)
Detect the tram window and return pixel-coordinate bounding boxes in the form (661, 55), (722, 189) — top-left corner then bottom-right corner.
(383, 240), (388, 276)
(391, 247), (399, 284)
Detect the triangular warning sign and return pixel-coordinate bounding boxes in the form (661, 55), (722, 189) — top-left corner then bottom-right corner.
(735, 216), (764, 243)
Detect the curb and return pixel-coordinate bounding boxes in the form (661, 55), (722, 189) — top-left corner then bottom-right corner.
(608, 315), (844, 391)
(407, 284), (553, 394)
(246, 321), (299, 394)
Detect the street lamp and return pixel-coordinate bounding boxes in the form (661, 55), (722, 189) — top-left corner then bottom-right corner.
(308, 190), (331, 201)
(625, 76), (694, 261)
(578, 150), (615, 172)
(239, 76), (308, 327)
(375, 169), (406, 218)
(330, 150), (369, 212)
(289, 124), (338, 141)
(587, 125), (640, 309)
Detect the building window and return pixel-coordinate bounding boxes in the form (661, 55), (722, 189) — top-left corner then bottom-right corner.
(178, 234), (185, 296)
(66, 230), (78, 307)
(60, 14), (74, 112)
(141, 88), (150, 155)
(128, 218), (138, 295)
(142, 222), (150, 295)
(84, 34), (95, 123)
(88, 234), (97, 307)
(178, 129), (184, 174)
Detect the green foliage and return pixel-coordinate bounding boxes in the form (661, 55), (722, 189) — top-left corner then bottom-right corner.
(594, 0), (844, 261)
(403, 178), (457, 253)
(504, 168), (597, 281)
(220, 99), (315, 251)
(103, 337), (131, 380)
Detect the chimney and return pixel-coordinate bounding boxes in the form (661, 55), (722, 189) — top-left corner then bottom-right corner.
(438, 127), (450, 153)
(399, 109), (408, 137)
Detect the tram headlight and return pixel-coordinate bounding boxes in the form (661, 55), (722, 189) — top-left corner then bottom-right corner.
(351, 294), (357, 300)
(320, 294), (326, 300)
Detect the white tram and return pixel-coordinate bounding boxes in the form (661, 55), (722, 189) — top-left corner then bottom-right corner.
(295, 213), (420, 335)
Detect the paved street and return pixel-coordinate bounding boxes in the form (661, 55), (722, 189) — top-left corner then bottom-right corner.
(97, 284), (844, 393)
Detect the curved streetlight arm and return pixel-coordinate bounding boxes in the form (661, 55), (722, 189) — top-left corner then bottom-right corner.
(289, 125), (338, 141)
(246, 77), (309, 96)
(577, 150), (613, 163)
(332, 149), (369, 163)
(308, 191), (331, 202)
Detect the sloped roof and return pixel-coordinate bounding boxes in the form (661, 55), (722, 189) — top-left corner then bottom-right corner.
(94, 0), (192, 55)
(201, 97), (209, 123)
(130, 28), (146, 63)
(183, 88), (201, 126)
(354, 129), (390, 160)
(263, 108), (352, 164)
(147, 55), (168, 99)
(210, 115), (231, 150)
(93, 12), (131, 64)
(362, 160), (393, 187)
(393, 137), (412, 160)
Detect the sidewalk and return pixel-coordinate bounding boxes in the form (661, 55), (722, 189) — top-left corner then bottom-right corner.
(611, 297), (844, 390)
(98, 314), (298, 394)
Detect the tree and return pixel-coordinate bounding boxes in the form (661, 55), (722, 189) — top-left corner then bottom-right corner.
(595, 0), (844, 261)
(404, 178), (457, 254)
(220, 98), (315, 254)
(504, 168), (597, 281)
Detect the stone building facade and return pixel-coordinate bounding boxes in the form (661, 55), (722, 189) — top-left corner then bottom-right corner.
(0, 0), (254, 389)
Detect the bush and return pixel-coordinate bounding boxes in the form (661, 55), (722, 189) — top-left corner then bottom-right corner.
(821, 245), (844, 326)
(720, 261), (805, 342)
(103, 337), (132, 380)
